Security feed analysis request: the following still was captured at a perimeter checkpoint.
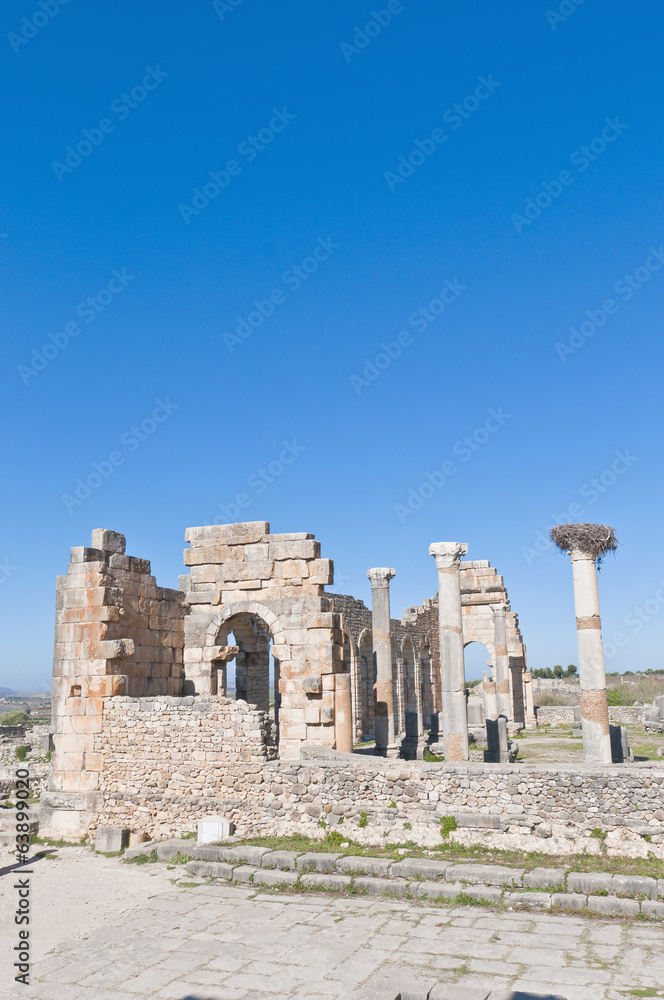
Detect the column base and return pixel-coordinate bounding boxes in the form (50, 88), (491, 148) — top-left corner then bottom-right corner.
(400, 736), (426, 760)
(374, 743), (400, 759)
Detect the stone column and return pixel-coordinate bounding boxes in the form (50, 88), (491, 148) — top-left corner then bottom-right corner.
(568, 548), (612, 764)
(523, 671), (536, 727)
(492, 603), (511, 719)
(483, 676), (509, 763)
(367, 567), (398, 758)
(430, 542), (469, 761)
(334, 673), (353, 753)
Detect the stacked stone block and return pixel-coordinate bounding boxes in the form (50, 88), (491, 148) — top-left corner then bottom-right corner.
(44, 529), (187, 836)
(180, 522), (344, 759)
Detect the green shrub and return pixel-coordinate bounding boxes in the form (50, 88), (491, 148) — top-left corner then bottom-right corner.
(403, 822), (412, 831)
(1, 711), (30, 727)
(14, 746), (30, 761)
(358, 812), (367, 828)
(440, 815), (458, 839)
(325, 830), (344, 846)
(591, 827), (607, 841)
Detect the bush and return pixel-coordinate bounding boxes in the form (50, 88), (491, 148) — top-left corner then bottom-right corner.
(440, 816), (458, 839)
(14, 746), (30, 761)
(358, 812), (367, 828)
(1, 711), (30, 727)
(553, 664), (564, 678)
(566, 664), (577, 676)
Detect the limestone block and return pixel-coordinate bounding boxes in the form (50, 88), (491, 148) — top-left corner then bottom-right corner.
(300, 873), (350, 890)
(91, 529), (126, 554)
(185, 860), (233, 879)
(70, 546), (105, 564)
(567, 871), (613, 895)
(523, 868), (566, 890)
(274, 560), (309, 579)
(99, 638), (135, 659)
(390, 858), (450, 879)
(193, 845), (228, 861)
(252, 868), (298, 887)
(95, 826), (129, 852)
(309, 559), (334, 585)
(261, 850), (301, 870)
(612, 874), (657, 898)
(336, 856), (393, 876)
(353, 877), (410, 896)
(197, 814), (235, 843)
(225, 845), (270, 865)
(270, 539), (320, 561)
(243, 542), (269, 560)
(295, 852), (341, 872)
(156, 838), (196, 861)
(587, 895), (640, 916)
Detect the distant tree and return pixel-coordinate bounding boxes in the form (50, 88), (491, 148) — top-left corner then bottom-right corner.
(553, 664), (564, 678)
(0, 710), (29, 727)
(566, 664), (577, 676)
(624, 670), (634, 676)
(544, 667), (554, 679)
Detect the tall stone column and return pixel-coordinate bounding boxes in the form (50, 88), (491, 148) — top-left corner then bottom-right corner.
(550, 524), (615, 765)
(430, 542), (469, 761)
(367, 567), (398, 758)
(492, 603), (511, 719)
(523, 671), (536, 727)
(334, 673), (353, 753)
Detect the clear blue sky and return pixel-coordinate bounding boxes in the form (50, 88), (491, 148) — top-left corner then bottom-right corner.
(2, 0), (663, 691)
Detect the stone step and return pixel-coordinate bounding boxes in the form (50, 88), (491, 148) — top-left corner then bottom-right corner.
(172, 848), (664, 918)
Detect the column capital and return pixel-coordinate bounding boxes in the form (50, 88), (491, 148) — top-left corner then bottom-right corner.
(569, 547), (598, 563)
(492, 602), (509, 616)
(429, 542), (468, 569)
(367, 567), (396, 588)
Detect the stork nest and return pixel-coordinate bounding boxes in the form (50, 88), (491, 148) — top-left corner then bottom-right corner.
(549, 523), (618, 567)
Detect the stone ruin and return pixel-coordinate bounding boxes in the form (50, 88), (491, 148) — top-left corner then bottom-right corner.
(39, 520), (664, 851)
(42, 522), (530, 836)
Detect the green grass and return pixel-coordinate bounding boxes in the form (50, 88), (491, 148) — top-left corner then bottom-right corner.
(30, 835), (86, 848)
(168, 852), (193, 864)
(124, 849), (158, 864)
(211, 831), (664, 879)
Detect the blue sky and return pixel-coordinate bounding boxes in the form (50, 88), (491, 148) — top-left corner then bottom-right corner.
(2, 0), (663, 690)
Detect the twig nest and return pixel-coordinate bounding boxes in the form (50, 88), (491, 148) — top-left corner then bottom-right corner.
(549, 523), (618, 567)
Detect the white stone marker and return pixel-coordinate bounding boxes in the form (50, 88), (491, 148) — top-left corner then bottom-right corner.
(367, 567), (398, 758)
(197, 814), (235, 843)
(429, 541), (469, 761)
(550, 523), (616, 765)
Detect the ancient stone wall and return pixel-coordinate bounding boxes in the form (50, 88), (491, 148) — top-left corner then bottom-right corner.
(536, 705), (644, 726)
(88, 737), (664, 855)
(49, 529), (186, 814)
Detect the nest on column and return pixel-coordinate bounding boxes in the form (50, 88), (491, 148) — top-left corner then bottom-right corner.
(549, 523), (618, 568)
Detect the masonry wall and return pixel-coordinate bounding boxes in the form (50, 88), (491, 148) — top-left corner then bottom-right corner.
(89, 704), (664, 855)
(50, 529), (186, 802)
(536, 706), (644, 726)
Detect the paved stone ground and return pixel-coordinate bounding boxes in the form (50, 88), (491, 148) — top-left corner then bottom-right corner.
(2, 849), (664, 1000)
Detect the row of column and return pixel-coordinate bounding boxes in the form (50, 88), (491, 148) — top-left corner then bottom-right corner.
(368, 535), (612, 764)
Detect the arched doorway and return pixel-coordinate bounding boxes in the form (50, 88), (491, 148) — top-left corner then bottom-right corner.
(463, 640), (492, 727)
(214, 612), (279, 747)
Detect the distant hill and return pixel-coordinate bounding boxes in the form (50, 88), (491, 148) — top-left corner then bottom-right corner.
(0, 687), (15, 695)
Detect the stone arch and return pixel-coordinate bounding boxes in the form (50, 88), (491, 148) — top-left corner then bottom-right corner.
(207, 602), (287, 746)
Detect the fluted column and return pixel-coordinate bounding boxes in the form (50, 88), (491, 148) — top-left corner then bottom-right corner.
(430, 541), (469, 761)
(367, 567), (398, 758)
(492, 603), (511, 719)
(569, 548), (612, 764)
